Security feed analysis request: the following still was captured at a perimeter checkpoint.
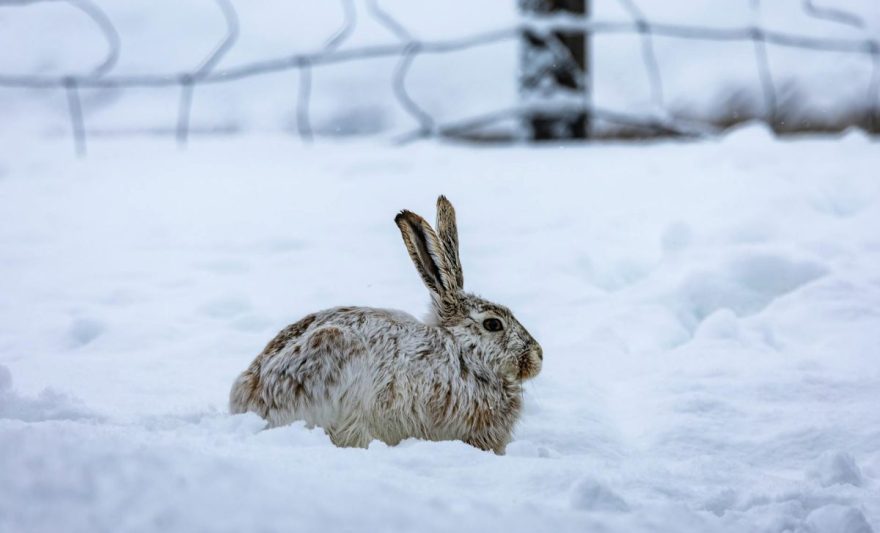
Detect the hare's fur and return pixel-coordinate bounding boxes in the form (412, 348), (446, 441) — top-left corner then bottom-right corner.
(229, 196), (542, 453)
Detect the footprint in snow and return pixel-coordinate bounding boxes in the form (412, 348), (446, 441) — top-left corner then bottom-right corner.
(68, 318), (105, 348)
(570, 478), (630, 513)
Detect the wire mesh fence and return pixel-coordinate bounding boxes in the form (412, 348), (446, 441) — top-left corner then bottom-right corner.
(1, 0), (878, 155)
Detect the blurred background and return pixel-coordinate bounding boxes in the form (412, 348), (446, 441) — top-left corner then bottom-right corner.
(1, 0), (878, 151)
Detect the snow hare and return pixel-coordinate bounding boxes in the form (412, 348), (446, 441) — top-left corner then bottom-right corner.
(229, 196), (542, 453)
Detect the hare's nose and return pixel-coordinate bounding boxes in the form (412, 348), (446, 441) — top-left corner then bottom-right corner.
(533, 345), (543, 361)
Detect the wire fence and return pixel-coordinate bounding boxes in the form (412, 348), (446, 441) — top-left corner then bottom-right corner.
(0, 0), (878, 155)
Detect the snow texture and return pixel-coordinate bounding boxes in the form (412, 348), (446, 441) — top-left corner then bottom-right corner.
(1, 125), (879, 532)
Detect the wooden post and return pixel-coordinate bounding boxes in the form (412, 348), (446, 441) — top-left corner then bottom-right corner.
(520, 0), (589, 140)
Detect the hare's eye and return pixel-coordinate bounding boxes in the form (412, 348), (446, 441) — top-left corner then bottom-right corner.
(482, 318), (504, 332)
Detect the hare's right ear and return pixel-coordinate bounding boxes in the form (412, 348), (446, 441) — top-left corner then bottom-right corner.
(395, 210), (461, 301)
(435, 196), (464, 291)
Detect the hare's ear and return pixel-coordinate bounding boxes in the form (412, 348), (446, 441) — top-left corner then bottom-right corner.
(435, 196), (464, 291)
(395, 210), (460, 299)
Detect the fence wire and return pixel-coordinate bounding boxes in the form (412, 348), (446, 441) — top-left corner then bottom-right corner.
(0, 0), (878, 155)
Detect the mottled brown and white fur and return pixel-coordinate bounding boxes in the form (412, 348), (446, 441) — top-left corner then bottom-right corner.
(229, 196), (542, 454)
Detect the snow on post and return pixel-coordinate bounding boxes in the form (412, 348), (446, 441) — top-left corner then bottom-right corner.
(519, 0), (589, 140)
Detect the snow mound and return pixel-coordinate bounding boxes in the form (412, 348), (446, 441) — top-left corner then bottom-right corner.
(0, 364), (96, 422)
(806, 505), (874, 533)
(677, 250), (827, 323)
(809, 451), (864, 488)
(692, 308), (741, 340)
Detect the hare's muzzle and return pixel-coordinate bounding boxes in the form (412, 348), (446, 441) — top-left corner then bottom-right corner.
(519, 344), (543, 380)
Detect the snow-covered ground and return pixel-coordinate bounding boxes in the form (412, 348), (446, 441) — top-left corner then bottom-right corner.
(1, 126), (879, 532)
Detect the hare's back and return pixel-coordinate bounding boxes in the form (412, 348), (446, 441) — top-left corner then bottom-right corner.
(262, 306), (420, 359)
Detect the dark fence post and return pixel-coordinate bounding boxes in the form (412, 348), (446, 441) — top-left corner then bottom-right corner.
(520, 0), (589, 141)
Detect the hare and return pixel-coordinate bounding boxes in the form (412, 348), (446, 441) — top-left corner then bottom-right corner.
(229, 196), (542, 454)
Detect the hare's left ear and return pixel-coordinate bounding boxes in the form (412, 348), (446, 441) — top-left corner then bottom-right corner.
(435, 195), (464, 291)
(395, 209), (462, 301)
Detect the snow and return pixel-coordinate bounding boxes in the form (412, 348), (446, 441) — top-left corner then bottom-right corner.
(809, 451), (865, 488)
(1, 126), (879, 532)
